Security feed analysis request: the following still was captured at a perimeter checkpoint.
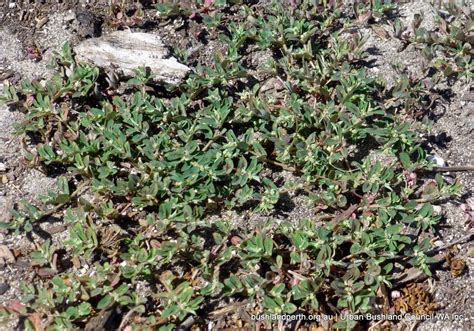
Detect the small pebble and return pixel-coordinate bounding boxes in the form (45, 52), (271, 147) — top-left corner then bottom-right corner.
(433, 205), (442, 214)
(467, 247), (474, 258)
(64, 12), (76, 22)
(433, 240), (444, 247)
(426, 155), (446, 167)
(0, 163), (7, 172)
(0, 283), (10, 295)
(44, 224), (67, 235)
(36, 267), (57, 279)
(8, 3), (15, 9)
(391, 290), (401, 299)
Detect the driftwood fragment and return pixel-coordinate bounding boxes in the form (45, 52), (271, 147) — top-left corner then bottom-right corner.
(74, 31), (190, 85)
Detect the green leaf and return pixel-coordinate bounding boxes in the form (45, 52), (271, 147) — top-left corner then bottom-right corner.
(78, 302), (92, 316)
(224, 276), (243, 293)
(290, 251), (301, 264)
(386, 224), (403, 235)
(114, 284), (129, 297)
(65, 307), (79, 319)
(263, 296), (280, 312)
(284, 303), (297, 314)
(270, 283), (285, 296)
(399, 152), (411, 168)
(263, 237), (273, 256)
(97, 294), (114, 310)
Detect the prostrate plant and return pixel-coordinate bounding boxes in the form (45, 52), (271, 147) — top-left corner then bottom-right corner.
(0, 1), (462, 330)
(391, 1), (473, 79)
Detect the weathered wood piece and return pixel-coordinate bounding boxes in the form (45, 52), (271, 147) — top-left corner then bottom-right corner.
(74, 31), (190, 85)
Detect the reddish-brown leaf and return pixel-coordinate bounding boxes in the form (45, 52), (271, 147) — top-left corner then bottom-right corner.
(7, 300), (27, 315)
(29, 313), (43, 331)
